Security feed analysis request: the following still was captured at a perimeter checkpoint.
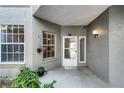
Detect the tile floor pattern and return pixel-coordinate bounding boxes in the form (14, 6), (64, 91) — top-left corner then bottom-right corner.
(40, 67), (109, 88)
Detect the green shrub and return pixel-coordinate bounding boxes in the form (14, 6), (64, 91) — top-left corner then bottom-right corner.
(42, 80), (56, 88)
(11, 66), (41, 88)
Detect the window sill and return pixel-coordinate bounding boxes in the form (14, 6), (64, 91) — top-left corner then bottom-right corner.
(0, 62), (25, 68)
(0, 62), (25, 65)
(43, 58), (57, 63)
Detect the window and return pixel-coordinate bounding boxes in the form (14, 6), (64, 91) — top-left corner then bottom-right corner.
(0, 25), (24, 63)
(43, 31), (56, 60)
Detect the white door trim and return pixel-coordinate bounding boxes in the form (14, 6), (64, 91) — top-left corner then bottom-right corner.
(79, 36), (86, 63)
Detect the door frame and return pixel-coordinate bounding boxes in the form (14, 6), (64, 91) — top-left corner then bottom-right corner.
(63, 36), (78, 67)
(79, 36), (86, 63)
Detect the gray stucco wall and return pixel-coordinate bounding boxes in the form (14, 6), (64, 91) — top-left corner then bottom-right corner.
(61, 26), (87, 67)
(87, 9), (109, 82)
(109, 6), (124, 87)
(0, 6), (33, 77)
(32, 17), (61, 70)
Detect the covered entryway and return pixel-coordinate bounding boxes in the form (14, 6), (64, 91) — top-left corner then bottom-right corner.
(32, 5), (111, 87)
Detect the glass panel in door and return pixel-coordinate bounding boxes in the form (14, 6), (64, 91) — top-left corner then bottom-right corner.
(80, 38), (84, 61)
(64, 38), (77, 59)
(79, 36), (86, 63)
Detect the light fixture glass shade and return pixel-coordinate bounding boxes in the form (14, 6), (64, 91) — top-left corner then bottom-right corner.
(92, 30), (98, 35)
(92, 30), (98, 38)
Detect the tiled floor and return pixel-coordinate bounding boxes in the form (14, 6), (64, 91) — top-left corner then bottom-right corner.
(40, 67), (109, 88)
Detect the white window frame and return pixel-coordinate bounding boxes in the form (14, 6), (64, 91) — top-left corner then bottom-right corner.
(42, 31), (56, 61)
(0, 24), (25, 64)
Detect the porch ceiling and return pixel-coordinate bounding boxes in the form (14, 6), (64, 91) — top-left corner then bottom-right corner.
(33, 5), (109, 26)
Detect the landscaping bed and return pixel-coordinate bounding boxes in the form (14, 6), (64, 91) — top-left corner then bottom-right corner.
(0, 66), (56, 88)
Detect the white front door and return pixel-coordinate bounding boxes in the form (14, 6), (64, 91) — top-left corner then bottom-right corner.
(63, 36), (77, 69)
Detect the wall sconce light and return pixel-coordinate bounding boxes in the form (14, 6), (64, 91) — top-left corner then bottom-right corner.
(92, 30), (98, 38)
